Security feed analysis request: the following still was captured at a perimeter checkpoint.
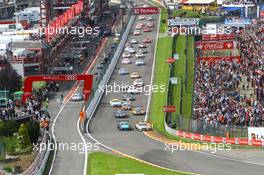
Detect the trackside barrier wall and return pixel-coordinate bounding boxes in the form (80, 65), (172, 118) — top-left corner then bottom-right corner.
(164, 121), (264, 147)
(22, 133), (51, 175)
(85, 14), (136, 119)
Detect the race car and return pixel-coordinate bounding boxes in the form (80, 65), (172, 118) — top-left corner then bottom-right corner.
(113, 110), (129, 118)
(143, 27), (151, 32)
(110, 99), (122, 107)
(122, 94), (136, 101)
(135, 59), (145, 66)
(117, 121), (133, 131)
(71, 93), (83, 101)
(139, 43), (147, 48)
(121, 101), (133, 110)
(135, 52), (145, 58)
(143, 37), (152, 43)
(133, 79), (144, 87)
(122, 52), (131, 58)
(132, 106), (146, 115)
(133, 30), (141, 36)
(118, 68), (129, 75)
(135, 122), (152, 131)
(138, 16), (146, 20)
(147, 22), (155, 27)
(130, 71), (141, 79)
(122, 58), (132, 64)
(131, 38), (138, 44)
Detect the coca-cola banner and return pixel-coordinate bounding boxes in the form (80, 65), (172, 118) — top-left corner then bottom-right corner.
(196, 41), (234, 50)
(197, 56), (241, 63)
(202, 34), (235, 41)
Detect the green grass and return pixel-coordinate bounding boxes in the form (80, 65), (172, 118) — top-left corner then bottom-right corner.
(173, 10), (201, 18)
(0, 136), (18, 154)
(88, 152), (190, 175)
(150, 36), (172, 133)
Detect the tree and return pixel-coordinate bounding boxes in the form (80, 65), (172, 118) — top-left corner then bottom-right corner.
(27, 121), (40, 144)
(17, 123), (31, 149)
(0, 64), (22, 92)
(0, 120), (19, 137)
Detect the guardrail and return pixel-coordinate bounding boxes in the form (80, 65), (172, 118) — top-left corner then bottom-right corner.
(85, 7), (135, 125)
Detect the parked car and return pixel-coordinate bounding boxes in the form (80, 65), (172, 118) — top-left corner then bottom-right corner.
(122, 58), (132, 64)
(130, 71), (141, 79)
(135, 122), (152, 131)
(71, 93), (83, 101)
(135, 59), (145, 66)
(122, 94), (136, 101)
(132, 106), (146, 115)
(117, 121), (133, 131)
(118, 68), (129, 75)
(121, 101), (133, 110)
(110, 99), (122, 107)
(113, 110), (129, 118)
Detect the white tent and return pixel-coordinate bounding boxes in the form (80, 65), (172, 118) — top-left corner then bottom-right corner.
(184, 0), (216, 4)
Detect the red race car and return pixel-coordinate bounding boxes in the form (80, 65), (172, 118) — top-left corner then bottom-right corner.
(143, 37), (152, 43)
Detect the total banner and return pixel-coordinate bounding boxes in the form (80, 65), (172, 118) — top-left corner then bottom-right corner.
(133, 7), (160, 15)
(175, 131), (264, 147)
(196, 41), (234, 50)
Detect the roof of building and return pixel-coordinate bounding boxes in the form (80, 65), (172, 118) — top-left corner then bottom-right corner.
(184, 0), (216, 4)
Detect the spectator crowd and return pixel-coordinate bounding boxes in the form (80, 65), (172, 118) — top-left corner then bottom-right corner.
(193, 17), (264, 128)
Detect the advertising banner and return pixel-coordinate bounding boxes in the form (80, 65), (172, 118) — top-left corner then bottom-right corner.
(248, 127), (264, 141)
(261, 5), (264, 17)
(202, 34), (235, 41)
(133, 7), (160, 15)
(197, 56), (241, 63)
(196, 41), (234, 50)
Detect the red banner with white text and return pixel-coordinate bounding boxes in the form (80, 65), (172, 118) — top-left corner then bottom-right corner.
(202, 34), (235, 41)
(196, 41), (234, 50)
(197, 56), (241, 63)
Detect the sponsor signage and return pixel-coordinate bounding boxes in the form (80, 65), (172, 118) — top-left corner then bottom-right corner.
(195, 41), (234, 50)
(133, 7), (160, 15)
(261, 5), (264, 17)
(166, 58), (176, 63)
(163, 106), (176, 113)
(197, 56), (241, 63)
(202, 34), (235, 41)
(248, 127), (264, 141)
(168, 18), (199, 27)
(175, 130), (264, 147)
(170, 77), (178, 85)
(173, 53), (179, 60)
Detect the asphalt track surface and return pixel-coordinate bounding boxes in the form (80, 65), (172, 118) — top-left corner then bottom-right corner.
(48, 1), (264, 175)
(88, 2), (264, 175)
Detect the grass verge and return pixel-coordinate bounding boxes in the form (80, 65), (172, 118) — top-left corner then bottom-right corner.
(88, 152), (190, 175)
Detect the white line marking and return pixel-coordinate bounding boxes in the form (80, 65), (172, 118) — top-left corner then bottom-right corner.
(77, 117), (88, 175)
(144, 8), (161, 122)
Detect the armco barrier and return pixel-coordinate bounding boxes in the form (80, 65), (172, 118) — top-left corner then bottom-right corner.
(164, 121), (264, 147)
(22, 133), (51, 175)
(85, 11), (135, 119)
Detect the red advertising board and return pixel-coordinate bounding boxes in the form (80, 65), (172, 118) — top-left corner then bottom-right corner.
(196, 41), (234, 50)
(166, 58), (176, 63)
(197, 56), (241, 63)
(202, 34), (235, 41)
(134, 7), (160, 15)
(163, 106), (176, 112)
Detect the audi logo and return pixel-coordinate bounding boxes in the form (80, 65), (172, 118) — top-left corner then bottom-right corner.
(65, 75), (77, 80)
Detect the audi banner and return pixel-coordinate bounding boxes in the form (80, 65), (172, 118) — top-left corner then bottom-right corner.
(133, 7), (160, 15)
(196, 41), (234, 50)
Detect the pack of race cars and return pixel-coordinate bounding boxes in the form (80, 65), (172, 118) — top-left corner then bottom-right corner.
(109, 15), (155, 132)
